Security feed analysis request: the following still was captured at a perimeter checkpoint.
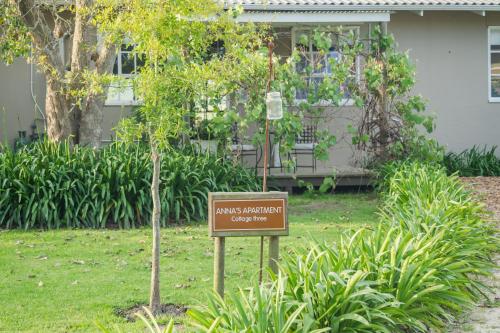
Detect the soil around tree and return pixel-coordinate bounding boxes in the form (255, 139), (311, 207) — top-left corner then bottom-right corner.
(115, 303), (188, 322)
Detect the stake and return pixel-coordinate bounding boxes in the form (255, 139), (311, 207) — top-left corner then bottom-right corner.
(258, 235), (264, 284)
(259, 40), (275, 285)
(262, 40), (274, 193)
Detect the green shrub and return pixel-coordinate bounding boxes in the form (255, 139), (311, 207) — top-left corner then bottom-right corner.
(278, 227), (480, 332)
(0, 141), (259, 229)
(443, 146), (500, 176)
(188, 277), (328, 333)
(191, 162), (496, 332)
(278, 247), (402, 332)
(381, 162), (496, 256)
(380, 162), (496, 298)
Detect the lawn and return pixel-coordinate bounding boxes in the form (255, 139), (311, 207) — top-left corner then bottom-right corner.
(0, 193), (378, 332)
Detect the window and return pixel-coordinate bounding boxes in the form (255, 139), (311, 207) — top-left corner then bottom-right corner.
(193, 42), (227, 122)
(292, 27), (359, 104)
(106, 44), (144, 106)
(489, 27), (500, 102)
(193, 83), (227, 124)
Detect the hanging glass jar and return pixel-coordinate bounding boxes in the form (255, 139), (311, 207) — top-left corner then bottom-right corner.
(266, 92), (283, 120)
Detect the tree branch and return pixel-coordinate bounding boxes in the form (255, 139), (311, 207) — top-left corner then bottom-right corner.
(16, 0), (64, 77)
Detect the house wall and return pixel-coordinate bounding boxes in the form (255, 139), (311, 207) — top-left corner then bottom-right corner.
(1, 11), (499, 166)
(0, 58), (130, 148)
(0, 58), (45, 147)
(272, 11), (500, 170)
(389, 11), (500, 155)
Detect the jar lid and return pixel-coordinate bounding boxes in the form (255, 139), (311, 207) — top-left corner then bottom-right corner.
(267, 91), (281, 99)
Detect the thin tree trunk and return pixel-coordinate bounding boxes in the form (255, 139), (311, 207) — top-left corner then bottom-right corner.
(45, 79), (73, 143)
(377, 22), (390, 161)
(149, 144), (161, 315)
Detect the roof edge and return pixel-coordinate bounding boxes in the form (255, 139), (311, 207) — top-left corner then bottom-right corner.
(236, 4), (500, 11)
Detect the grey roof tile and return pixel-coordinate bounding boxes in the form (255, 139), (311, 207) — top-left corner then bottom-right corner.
(226, 0), (500, 7)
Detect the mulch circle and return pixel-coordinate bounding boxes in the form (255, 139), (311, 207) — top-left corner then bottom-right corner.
(460, 177), (500, 222)
(115, 303), (188, 322)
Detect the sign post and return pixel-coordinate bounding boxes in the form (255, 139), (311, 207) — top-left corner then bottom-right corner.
(209, 191), (288, 296)
(269, 236), (279, 274)
(213, 236), (225, 297)
(210, 41), (286, 298)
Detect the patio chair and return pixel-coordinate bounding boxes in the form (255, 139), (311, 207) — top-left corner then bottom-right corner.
(230, 123), (260, 169)
(286, 124), (317, 172)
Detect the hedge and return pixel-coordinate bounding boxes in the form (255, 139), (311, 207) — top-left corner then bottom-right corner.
(0, 141), (260, 229)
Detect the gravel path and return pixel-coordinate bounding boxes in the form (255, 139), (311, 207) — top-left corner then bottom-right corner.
(447, 177), (500, 333)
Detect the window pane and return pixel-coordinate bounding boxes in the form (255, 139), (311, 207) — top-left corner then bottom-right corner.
(312, 51), (326, 74)
(492, 77), (500, 98)
(295, 82), (308, 100)
(296, 54), (309, 73)
(310, 50), (342, 75)
(490, 29), (500, 50)
(136, 54), (145, 71)
(112, 57), (119, 74)
(491, 53), (500, 76)
(121, 52), (135, 74)
(311, 77), (323, 97)
(296, 77), (324, 100)
(294, 28), (357, 102)
(342, 78), (353, 100)
(106, 84), (120, 102)
(121, 80), (134, 102)
(121, 44), (134, 52)
(205, 40), (225, 60)
(326, 50), (340, 74)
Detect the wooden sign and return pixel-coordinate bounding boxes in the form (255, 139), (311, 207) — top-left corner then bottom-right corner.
(209, 192), (288, 237)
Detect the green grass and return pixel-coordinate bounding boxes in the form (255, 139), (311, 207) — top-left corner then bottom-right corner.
(0, 193), (378, 332)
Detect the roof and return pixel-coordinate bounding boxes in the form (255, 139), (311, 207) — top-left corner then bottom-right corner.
(225, 0), (500, 10)
(236, 9), (391, 22)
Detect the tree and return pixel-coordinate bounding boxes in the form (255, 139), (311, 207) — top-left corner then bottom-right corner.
(1, 0), (117, 147)
(281, 25), (439, 165)
(348, 26), (440, 163)
(98, 0), (268, 314)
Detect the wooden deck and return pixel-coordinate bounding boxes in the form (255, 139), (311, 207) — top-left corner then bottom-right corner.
(257, 167), (375, 193)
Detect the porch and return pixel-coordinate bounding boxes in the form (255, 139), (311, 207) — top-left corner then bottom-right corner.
(261, 167), (375, 193)
(228, 10), (391, 179)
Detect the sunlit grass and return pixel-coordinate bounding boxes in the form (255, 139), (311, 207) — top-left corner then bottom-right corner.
(0, 193), (378, 332)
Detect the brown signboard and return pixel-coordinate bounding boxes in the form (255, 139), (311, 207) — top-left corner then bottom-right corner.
(208, 192), (288, 237)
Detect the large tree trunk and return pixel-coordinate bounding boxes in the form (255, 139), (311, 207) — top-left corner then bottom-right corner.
(15, 0), (116, 147)
(45, 79), (73, 143)
(79, 96), (105, 148)
(149, 145), (161, 315)
(77, 45), (116, 148)
(67, 0), (115, 148)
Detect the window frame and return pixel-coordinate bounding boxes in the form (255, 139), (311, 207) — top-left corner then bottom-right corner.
(105, 44), (142, 106)
(291, 25), (360, 107)
(488, 26), (500, 103)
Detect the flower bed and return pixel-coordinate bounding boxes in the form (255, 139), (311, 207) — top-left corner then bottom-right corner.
(188, 162), (497, 332)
